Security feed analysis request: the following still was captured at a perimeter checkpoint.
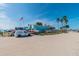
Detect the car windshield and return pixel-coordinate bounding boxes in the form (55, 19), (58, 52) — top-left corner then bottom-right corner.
(17, 31), (24, 33)
(15, 27), (25, 30)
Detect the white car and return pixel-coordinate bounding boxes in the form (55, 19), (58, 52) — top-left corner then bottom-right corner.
(14, 27), (31, 37)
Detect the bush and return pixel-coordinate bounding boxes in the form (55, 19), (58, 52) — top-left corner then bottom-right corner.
(0, 32), (3, 36)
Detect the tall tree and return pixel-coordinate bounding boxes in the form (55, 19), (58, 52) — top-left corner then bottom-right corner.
(56, 16), (69, 32)
(63, 16), (68, 25)
(35, 22), (43, 26)
(56, 18), (60, 29)
(60, 18), (64, 28)
(62, 16), (69, 30)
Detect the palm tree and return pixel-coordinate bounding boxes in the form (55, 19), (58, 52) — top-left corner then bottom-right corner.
(56, 18), (60, 29)
(65, 25), (69, 28)
(56, 16), (69, 32)
(60, 18), (64, 28)
(63, 16), (68, 25)
(62, 16), (69, 31)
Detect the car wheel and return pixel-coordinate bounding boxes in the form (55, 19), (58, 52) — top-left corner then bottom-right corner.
(28, 34), (31, 36)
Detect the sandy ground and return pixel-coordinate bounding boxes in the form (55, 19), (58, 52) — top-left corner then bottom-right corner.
(0, 31), (79, 56)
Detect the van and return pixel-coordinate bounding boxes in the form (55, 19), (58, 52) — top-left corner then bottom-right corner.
(14, 27), (31, 37)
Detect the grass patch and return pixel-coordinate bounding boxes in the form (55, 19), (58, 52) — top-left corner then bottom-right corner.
(0, 32), (3, 36)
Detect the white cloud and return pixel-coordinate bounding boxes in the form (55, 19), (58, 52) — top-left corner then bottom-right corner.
(0, 3), (7, 10)
(0, 12), (7, 19)
(0, 13), (16, 29)
(0, 3), (16, 30)
(0, 3), (7, 7)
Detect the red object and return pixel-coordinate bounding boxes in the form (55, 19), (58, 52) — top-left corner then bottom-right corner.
(28, 30), (36, 33)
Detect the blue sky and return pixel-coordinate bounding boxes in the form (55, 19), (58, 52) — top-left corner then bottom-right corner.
(0, 3), (79, 29)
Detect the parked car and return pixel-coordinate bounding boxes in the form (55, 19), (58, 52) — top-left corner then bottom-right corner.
(14, 27), (31, 37)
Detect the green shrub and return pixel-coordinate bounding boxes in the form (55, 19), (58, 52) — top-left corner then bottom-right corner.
(0, 32), (3, 36)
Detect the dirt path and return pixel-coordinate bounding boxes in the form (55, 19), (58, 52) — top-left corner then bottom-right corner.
(0, 32), (79, 56)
